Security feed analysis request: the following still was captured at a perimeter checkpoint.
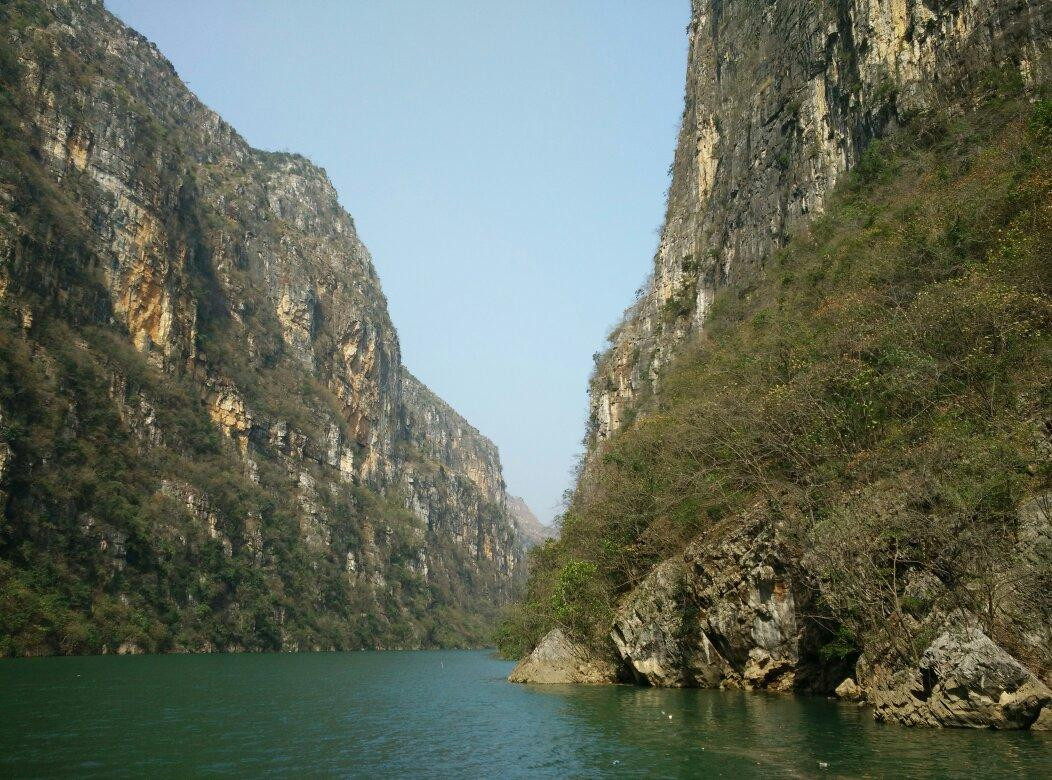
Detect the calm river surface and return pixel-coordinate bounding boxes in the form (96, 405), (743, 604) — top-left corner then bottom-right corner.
(1, 650), (1048, 778)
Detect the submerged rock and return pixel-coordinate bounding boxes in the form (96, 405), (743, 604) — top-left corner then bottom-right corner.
(508, 629), (621, 685)
(874, 628), (1052, 729)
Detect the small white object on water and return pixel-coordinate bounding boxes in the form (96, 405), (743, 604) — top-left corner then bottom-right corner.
(668, 715), (673, 720)
(819, 762), (829, 769)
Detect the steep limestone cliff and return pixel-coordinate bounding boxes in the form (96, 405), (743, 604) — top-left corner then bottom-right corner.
(591, 0), (1051, 442)
(400, 369), (517, 573)
(0, 0), (521, 654)
(509, 0), (1051, 731)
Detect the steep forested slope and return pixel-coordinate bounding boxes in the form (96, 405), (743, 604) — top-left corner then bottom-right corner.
(505, 93), (1050, 655)
(0, 0), (522, 656)
(503, 0), (1051, 730)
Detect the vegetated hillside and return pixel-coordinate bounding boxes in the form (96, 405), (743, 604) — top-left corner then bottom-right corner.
(0, 0), (522, 656)
(588, 0), (1051, 446)
(501, 91), (1051, 693)
(504, 0), (1051, 730)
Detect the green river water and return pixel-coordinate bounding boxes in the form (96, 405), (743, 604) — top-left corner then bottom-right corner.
(0, 650), (1048, 778)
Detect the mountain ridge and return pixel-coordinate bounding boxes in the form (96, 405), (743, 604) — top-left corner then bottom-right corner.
(507, 495), (554, 549)
(0, 0), (522, 655)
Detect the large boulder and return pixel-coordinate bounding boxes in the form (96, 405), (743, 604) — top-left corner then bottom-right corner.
(610, 556), (698, 687)
(610, 510), (805, 690)
(835, 677), (862, 702)
(874, 627), (1052, 729)
(686, 515), (801, 691)
(508, 629), (621, 685)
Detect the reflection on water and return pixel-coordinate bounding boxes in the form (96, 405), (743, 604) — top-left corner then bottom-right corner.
(524, 683), (1051, 778)
(1, 650), (1048, 778)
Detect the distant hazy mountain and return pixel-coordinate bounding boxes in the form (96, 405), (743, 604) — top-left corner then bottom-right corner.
(507, 496), (555, 549)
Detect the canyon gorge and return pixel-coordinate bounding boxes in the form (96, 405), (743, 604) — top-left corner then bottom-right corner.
(1, 0), (1051, 739)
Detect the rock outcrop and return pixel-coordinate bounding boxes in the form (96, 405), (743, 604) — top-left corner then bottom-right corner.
(0, 0), (522, 653)
(508, 628), (621, 685)
(611, 511), (807, 691)
(874, 628), (1052, 729)
(835, 678), (862, 702)
(611, 555), (692, 687)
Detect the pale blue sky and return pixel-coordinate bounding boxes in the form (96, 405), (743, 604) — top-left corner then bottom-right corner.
(107, 1), (689, 523)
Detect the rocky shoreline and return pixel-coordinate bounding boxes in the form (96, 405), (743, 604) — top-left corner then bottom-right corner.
(511, 628), (1051, 731)
(511, 502), (1052, 731)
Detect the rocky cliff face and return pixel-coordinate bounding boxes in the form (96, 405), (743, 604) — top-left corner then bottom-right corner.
(611, 510), (810, 691)
(399, 369), (517, 571)
(591, 0), (1051, 442)
(0, 0), (521, 654)
(510, 0), (1051, 731)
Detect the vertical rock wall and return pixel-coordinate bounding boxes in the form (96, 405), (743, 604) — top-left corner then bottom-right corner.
(0, 0), (521, 651)
(590, 0), (1052, 442)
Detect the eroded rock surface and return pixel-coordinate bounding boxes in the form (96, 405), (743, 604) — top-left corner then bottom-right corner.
(509, 629), (621, 685)
(612, 556), (693, 687)
(874, 628), (1052, 729)
(611, 511), (806, 691)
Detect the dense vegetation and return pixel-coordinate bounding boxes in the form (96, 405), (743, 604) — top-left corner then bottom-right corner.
(0, 0), (511, 656)
(0, 315), (507, 655)
(499, 93), (1051, 676)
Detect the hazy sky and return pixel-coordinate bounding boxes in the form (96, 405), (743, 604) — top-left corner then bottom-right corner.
(107, 0), (689, 523)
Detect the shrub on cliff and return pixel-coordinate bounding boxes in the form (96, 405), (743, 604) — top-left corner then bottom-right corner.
(500, 96), (1051, 671)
